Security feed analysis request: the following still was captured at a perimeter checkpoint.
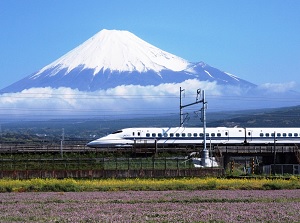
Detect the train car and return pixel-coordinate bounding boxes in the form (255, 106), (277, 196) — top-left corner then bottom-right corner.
(87, 127), (300, 149)
(87, 127), (246, 148)
(245, 128), (300, 145)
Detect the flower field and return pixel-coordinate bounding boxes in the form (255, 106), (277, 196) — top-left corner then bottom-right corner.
(0, 177), (300, 192)
(0, 190), (300, 222)
(0, 177), (300, 222)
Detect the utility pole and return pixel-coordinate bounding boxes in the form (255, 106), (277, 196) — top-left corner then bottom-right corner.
(60, 128), (64, 158)
(273, 131), (276, 175)
(180, 87), (184, 127)
(180, 88), (208, 166)
(201, 90), (209, 167)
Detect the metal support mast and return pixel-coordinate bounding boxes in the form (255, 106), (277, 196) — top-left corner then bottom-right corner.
(179, 88), (208, 166)
(201, 90), (210, 167)
(60, 128), (64, 158)
(180, 87), (184, 127)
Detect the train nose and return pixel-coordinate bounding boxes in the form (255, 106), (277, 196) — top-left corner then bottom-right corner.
(87, 138), (115, 148)
(86, 140), (99, 148)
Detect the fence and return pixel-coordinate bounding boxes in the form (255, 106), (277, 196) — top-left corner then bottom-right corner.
(262, 164), (300, 175)
(0, 157), (195, 171)
(0, 157), (224, 179)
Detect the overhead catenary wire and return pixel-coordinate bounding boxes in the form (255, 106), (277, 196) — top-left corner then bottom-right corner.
(0, 90), (299, 121)
(0, 91), (299, 102)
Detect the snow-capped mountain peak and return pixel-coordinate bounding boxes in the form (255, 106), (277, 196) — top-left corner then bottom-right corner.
(1, 29), (256, 93)
(33, 29), (190, 78)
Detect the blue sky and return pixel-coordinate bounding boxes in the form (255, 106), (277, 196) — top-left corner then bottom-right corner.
(0, 0), (299, 90)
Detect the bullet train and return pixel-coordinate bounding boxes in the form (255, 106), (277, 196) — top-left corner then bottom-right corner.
(87, 127), (300, 148)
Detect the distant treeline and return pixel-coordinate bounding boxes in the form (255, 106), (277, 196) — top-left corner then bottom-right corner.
(1, 105), (300, 142)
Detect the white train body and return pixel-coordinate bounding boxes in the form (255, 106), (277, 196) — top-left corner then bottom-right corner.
(87, 127), (300, 148)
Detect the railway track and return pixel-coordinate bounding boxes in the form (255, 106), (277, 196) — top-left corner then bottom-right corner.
(0, 143), (299, 154)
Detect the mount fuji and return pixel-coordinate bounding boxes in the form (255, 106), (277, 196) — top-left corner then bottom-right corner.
(1, 29), (299, 120)
(1, 29), (255, 93)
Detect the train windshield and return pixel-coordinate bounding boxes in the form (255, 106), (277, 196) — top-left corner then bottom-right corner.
(112, 130), (123, 134)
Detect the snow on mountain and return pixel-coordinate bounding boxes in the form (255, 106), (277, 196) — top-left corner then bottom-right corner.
(186, 62), (255, 87)
(33, 29), (190, 77)
(1, 29), (255, 93)
(1, 29), (300, 119)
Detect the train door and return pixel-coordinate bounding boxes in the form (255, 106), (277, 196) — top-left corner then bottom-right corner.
(131, 129), (141, 150)
(217, 129), (229, 143)
(224, 130), (229, 142)
(246, 130), (252, 143)
(136, 130), (142, 143)
(134, 129), (150, 149)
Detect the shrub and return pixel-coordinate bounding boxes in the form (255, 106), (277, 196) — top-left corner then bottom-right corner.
(262, 183), (283, 190)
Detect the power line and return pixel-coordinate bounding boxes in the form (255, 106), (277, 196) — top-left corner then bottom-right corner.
(1, 92), (299, 102)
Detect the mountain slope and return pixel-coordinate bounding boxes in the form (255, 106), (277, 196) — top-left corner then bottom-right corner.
(1, 29), (255, 93)
(33, 29), (190, 75)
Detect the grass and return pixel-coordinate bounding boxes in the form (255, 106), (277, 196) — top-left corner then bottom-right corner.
(0, 177), (300, 192)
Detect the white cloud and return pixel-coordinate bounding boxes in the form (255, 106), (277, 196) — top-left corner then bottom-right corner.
(0, 80), (220, 119)
(0, 79), (299, 120)
(258, 82), (297, 93)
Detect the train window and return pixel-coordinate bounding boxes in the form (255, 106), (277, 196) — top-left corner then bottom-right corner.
(200, 133), (204, 137)
(163, 133), (168, 137)
(277, 133), (281, 137)
(182, 133), (186, 137)
(132, 132), (135, 136)
(176, 133), (180, 137)
(225, 132), (228, 136)
(260, 133), (264, 137)
(170, 133), (174, 137)
(248, 132), (251, 136)
(146, 133), (150, 137)
(193, 133), (198, 137)
(138, 132), (140, 136)
(158, 133), (162, 137)
(206, 133), (209, 137)
(211, 133), (215, 137)
(152, 133), (156, 137)
(288, 133), (293, 137)
(271, 133), (275, 137)
(283, 133), (287, 137)
(266, 133), (270, 137)
(188, 133), (192, 137)
(112, 130), (123, 134)
(294, 133), (298, 137)
(217, 133), (221, 137)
